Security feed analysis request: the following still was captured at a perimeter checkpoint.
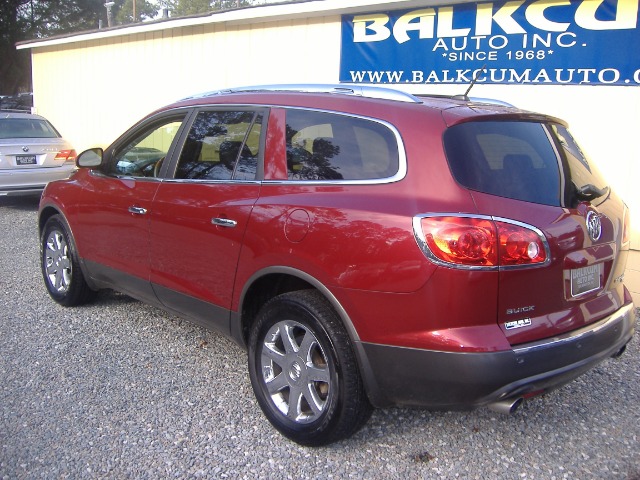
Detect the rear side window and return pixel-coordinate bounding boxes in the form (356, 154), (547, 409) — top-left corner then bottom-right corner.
(444, 121), (561, 206)
(284, 109), (399, 181)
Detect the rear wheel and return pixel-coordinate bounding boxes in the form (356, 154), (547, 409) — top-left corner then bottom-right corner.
(41, 214), (96, 306)
(248, 290), (372, 446)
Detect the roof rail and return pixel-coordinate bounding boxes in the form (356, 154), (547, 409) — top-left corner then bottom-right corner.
(185, 84), (423, 104)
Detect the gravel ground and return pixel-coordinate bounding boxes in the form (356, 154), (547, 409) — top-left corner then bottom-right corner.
(1, 195), (639, 480)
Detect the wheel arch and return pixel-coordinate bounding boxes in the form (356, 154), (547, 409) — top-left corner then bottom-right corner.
(233, 266), (361, 350)
(38, 205), (100, 293)
(38, 204), (63, 235)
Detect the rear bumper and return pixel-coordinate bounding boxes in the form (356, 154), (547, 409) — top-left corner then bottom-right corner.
(0, 165), (76, 195)
(358, 302), (636, 409)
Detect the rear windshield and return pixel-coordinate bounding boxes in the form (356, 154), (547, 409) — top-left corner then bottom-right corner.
(0, 118), (60, 139)
(444, 121), (608, 207)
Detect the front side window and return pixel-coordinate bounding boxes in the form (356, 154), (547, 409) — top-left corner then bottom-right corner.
(175, 110), (262, 181)
(444, 121), (562, 206)
(112, 117), (184, 177)
(285, 109), (399, 181)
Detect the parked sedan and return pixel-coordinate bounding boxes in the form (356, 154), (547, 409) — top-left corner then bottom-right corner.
(0, 112), (76, 196)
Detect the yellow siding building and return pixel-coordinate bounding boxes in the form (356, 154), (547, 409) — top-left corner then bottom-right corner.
(17, 0), (640, 303)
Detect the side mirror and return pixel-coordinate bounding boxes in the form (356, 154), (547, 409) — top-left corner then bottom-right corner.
(77, 148), (104, 168)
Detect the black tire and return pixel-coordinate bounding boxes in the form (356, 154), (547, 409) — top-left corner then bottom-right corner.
(41, 214), (97, 306)
(248, 290), (372, 446)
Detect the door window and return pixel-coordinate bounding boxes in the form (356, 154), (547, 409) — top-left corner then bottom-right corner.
(110, 117), (184, 178)
(175, 110), (262, 181)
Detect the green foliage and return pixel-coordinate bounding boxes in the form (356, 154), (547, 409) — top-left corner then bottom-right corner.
(0, 1), (29, 94)
(113, 0), (159, 25)
(157, 0), (258, 17)
(17, 0), (106, 38)
(157, 0), (211, 17)
(1, 0), (108, 94)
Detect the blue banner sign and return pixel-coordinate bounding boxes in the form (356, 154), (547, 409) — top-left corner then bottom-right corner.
(340, 0), (640, 85)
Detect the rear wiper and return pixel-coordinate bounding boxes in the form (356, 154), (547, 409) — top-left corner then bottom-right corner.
(575, 184), (609, 202)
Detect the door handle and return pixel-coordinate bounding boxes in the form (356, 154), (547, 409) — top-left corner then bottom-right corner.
(128, 206), (148, 215)
(212, 217), (237, 228)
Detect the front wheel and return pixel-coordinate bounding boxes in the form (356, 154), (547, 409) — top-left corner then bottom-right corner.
(248, 290), (372, 446)
(41, 214), (96, 306)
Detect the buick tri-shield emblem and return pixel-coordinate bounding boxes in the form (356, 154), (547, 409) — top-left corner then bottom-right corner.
(586, 211), (602, 242)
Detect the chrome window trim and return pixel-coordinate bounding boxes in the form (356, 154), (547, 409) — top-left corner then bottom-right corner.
(160, 178), (262, 186)
(412, 213), (552, 271)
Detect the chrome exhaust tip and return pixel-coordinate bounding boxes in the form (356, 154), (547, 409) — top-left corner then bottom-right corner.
(487, 397), (524, 415)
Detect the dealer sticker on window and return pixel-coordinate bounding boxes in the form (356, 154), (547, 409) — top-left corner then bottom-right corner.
(570, 263), (602, 297)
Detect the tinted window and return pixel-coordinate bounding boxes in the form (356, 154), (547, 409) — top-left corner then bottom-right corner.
(551, 124), (608, 205)
(175, 110), (261, 181)
(0, 118), (60, 139)
(444, 121), (561, 206)
(112, 118), (184, 177)
(285, 109), (399, 181)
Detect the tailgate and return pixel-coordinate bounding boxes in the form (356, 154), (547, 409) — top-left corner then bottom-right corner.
(442, 117), (631, 346)
(473, 193), (629, 345)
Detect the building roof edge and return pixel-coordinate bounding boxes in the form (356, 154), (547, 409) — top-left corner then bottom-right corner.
(16, 0), (438, 50)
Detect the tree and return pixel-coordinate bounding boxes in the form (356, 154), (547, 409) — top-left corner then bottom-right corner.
(157, 0), (211, 17)
(114, 0), (159, 25)
(0, 0), (29, 94)
(18, 0), (106, 38)
(157, 0), (257, 18)
(1, 0), (106, 94)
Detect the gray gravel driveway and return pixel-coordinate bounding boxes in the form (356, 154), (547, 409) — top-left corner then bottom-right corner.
(1, 195), (639, 479)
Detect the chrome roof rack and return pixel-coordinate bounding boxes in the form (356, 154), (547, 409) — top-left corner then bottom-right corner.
(185, 84), (423, 104)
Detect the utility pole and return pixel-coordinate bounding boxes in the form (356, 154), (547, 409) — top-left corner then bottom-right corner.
(105, 2), (115, 27)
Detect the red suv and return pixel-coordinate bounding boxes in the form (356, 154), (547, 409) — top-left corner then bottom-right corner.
(39, 85), (635, 446)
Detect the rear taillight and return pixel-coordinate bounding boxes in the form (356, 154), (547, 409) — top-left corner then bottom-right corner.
(413, 215), (549, 269)
(54, 149), (77, 163)
(420, 216), (497, 266)
(497, 221), (547, 266)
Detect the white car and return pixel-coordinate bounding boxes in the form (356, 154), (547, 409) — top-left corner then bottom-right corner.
(0, 112), (76, 196)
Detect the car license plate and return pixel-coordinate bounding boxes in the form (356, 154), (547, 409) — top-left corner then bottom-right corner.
(16, 155), (37, 165)
(570, 263), (602, 296)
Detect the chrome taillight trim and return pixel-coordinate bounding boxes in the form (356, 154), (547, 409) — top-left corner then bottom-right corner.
(412, 213), (552, 271)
